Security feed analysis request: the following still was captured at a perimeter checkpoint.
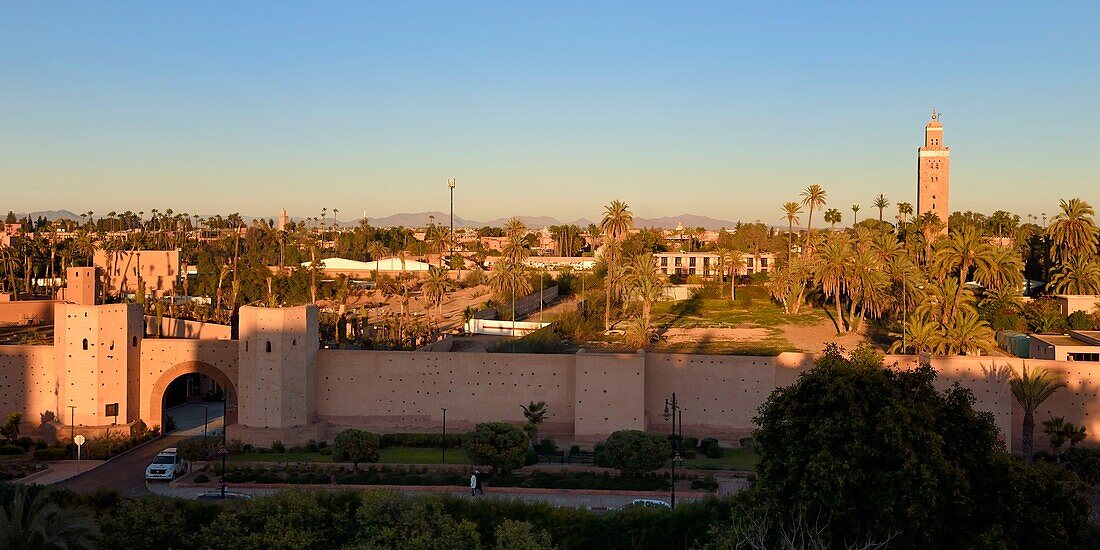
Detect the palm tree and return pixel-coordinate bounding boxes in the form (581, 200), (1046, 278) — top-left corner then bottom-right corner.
(367, 241), (390, 285)
(600, 200), (634, 331)
(889, 314), (944, 355)
(1049, 255), (1100, 295)
(897, 202), (914, 224)
(0, 485), (98, 549)
(933, 225), (993, 321)
(823, 208), (841, 231)
(521, 401), (549, 442)
(1010, 364), (1067, 462)
(973, 245), (1024, 292)
(799, 184), (827, 255)
(851, 204), (860, 226)
(941, 310), (994, 356)
(1048, 198), (1098, 264)
(622, 253), (666, 335)
(815, 232), (851, 334)
(504, 217), (527, 240)
(872, 194), (890, 223)
(781, 202), (802, 264)
(421, 266), (453, 316)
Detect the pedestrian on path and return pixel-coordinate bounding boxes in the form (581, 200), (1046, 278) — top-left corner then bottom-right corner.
(470, 470), (480, 497)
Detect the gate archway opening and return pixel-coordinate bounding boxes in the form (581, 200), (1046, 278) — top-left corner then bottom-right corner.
(150, 361), (238, 435)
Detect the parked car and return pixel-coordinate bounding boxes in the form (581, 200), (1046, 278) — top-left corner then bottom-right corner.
(624, 498), (671, 509)
(194, 490), (253, 501)
(145, 448), (187, 481)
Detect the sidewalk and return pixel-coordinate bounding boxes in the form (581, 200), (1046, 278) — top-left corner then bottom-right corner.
(17, 460), (107, 485)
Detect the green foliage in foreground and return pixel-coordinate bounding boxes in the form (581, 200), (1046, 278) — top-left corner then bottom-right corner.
(0, 484), (731, 550)
(746, 343), (1092, 549)
(463, 422), (529, 474)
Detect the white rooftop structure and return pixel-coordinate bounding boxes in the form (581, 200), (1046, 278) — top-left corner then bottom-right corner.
(302, 257), (433, 272)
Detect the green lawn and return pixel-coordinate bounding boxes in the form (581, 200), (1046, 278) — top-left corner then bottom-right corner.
(682, 448), (758, 471)
(227, 447), (471, 465)
(652, 291), (827, 330)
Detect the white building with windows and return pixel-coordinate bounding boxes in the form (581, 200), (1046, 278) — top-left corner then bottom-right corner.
(653, 251), (775, 279)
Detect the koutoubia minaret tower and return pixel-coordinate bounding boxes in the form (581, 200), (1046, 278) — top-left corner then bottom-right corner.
(917, 109), (950, 230)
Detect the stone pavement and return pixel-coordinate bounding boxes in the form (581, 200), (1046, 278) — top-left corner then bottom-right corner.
(17, 460), (107, 486)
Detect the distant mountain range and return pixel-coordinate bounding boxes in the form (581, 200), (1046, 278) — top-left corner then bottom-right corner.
(10, 209), (742, 230)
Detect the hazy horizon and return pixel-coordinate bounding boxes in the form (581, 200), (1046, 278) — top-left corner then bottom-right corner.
(3, 3), (1098, 224)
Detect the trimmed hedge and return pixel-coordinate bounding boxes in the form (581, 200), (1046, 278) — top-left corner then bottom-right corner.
(34, 447), (67, 460)
(381, 433), (463, 449)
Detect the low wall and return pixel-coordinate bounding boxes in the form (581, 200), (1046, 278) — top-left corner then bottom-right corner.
(464, 319), (551, 336)
(144, 316), (232, 340)
(0, 300), (56, 326)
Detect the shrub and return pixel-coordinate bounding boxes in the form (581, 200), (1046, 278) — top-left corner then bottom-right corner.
(537, 439), (557, 454)
(1067, 311), (1095, 330)
(319, 446), (333, 456)
(737, 436), (754, 450)
(271, 440), (286, 454)
(34, 439), (48, 450)
(305, 440), (319, 453)
(34, 447), (66, 461)
(683, 437), (699, 451)
(690, 475), (719, 492)
(194, 473), (210, 483)
(0, 445), (22, 455)
(1, 412), (22, 442)
(16, 437), (33, 451)
(333, 429), (381, 469)
(525, 449), (538, 466)
(705, 444), (724, 459)
(176, 437), (216, 462)
(569, 445), (581, 456)
(699, 438), (719, 454)
(601, 430), (671, 477)
(463, 422), (529, 474)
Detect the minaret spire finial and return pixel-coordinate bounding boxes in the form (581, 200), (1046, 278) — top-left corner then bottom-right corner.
(931, 108), (939, 121)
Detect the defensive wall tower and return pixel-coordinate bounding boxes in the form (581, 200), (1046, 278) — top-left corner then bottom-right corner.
(236, 305), (319, 431)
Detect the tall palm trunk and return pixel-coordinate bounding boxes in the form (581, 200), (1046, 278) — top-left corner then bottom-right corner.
(1022, 409), (1035, 463)
(787, 220), (793, 264)
(834, 292), (847, 334)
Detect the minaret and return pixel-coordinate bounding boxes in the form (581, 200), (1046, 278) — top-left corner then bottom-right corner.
(917, 110), (950, 230)
(277, 208), (289, 231)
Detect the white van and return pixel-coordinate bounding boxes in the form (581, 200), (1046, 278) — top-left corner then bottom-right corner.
(145, 448), (187, 481)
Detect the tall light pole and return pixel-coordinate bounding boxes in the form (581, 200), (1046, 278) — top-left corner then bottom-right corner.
(663, 393), (683, 510)
(448, 178), (456, 266)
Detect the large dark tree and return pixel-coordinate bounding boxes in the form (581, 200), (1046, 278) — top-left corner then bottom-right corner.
(747, 343), (1090, 548)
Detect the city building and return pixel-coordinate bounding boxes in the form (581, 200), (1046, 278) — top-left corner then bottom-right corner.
(1029, 331), (1100, 362)
(93, 249), (182, 298)
(917, 110), (950, 230)
(1052, 295), (1100, 317)
(653, 251), (775, 279)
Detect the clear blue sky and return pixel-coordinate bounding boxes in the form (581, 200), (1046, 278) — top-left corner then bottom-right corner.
(2, 2), (1098, 224)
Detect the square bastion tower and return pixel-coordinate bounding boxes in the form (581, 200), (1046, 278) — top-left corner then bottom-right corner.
(54, 267), (144, 427)
(234, 305), (320, 442)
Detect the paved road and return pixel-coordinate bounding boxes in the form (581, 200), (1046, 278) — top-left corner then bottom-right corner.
(56, 435), (184, 497)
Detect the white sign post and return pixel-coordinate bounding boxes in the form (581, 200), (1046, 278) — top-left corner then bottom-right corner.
(74, 434), (85, 473)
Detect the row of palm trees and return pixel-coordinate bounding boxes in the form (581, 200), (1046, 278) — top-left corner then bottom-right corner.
(771, 185), (1100, 356)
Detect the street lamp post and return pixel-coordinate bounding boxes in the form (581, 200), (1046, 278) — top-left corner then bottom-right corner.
(68, 406), (76, 458)
(203, 405), (209, 444)
(448, 178), (456, 265)
(663, 393), (683, 510)
(221, 391), (231, 499)
(441, 408), (447, 464)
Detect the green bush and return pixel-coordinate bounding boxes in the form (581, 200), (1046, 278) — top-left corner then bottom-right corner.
(319, 446), (333, 456)
(463, 422), (529, 474)
(194, 473), (210, 483)
(601, 430), (671, 477)
(1067, 311), (1095, 330)
(176, 437), (217, 462)
(16, 437), (33, 451)
(705, 444), (724, 459)
(682, 437), (699, 451)
(537, 439), (557, 454)
(0, 445), (22, 455)
(271, 440), (286, 454)
(34, 439), (48, 450)
(305, 440), (319, 452)
(737, 436), (754, 450)
(333, 429), (381, 469)
(569, 445), (581, 455)
(690, 475), (719, 492)
(699, 438), (719, 453)
(33, 447), (66, 460)
(381, 433), (463, 448)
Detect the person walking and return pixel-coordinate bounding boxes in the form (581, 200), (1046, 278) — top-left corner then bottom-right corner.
(470, 470), (479, 497)
(474, 470), (484, 496)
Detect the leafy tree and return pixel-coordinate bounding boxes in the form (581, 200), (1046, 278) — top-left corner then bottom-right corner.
(600, 430), (670, 477)
(353, 490), (481, 549)
(464, 422), (529, 474)
(750, 343), (1089, 547)
(1010, 364), (1066, 462)
(0, 412), (21, 443)
(333, 429), (381, 470)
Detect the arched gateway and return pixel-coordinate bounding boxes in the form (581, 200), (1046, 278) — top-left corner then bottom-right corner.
(149, 361), (238, 430)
